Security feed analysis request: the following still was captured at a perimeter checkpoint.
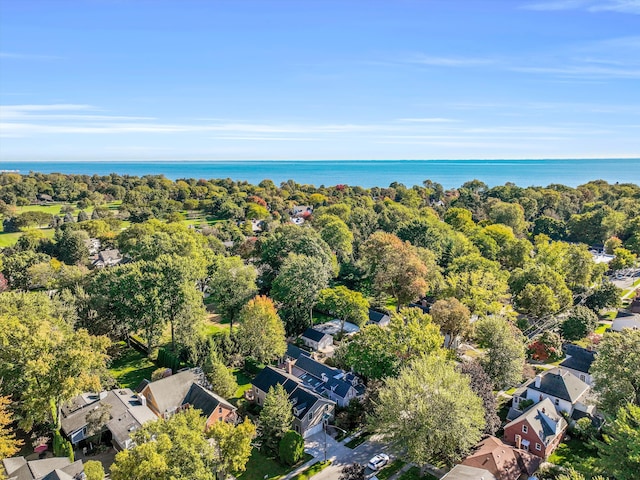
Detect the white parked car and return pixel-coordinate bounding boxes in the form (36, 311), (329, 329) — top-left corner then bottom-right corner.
(367, 454), (390, 471)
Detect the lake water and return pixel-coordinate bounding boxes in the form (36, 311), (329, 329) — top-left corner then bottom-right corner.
(1, 159), (639, 189)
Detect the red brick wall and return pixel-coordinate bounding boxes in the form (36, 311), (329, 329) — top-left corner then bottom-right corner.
(504, 419), (554, 459)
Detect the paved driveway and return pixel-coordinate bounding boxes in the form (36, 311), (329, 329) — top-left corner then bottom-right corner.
(303, 433), (397, 480)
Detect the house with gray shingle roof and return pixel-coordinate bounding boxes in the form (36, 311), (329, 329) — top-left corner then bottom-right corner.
(250, 366), (335, 438)
(60, 388), (157, 451)
(300, 327), (333, 351)
(138, 369), (237, 428)
(523, 368), (590, 415)
(2, 456), (84, 480)
(503, 398), (568, 459)
(559, 344), (596, 385)
(291, 354), (364, 407)
(367, 309), (390, 327)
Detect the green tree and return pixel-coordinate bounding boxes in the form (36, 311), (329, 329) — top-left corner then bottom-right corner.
(0, 395), (23, 459)
(369, 355), (485, 467)
(56, 228), (90, 265)
(316, 214), (354, 261)
(593, 403), (640, 480)
(207, 255), (257, 331)
(561, 306), (599, 341)
(605, 236), (623, 254)
(85, 403), (112, 445)
(591, 330), (640, 415)
(207, 417), (256, 479)
(110, 408), (216, 480)
(259, 385), (294, 454)
(359, 232), (429, 311)
(0, 292), (110, 430)
(317, 286), (369, 331)
(585, 281), (621, 313)
(84, 460), (105, 480)
(457, 361), (501, 436)
(487, 200), (527, 234)
(430, 297), (471, 348)
(279, 430), (305, 466)
(271, 253), (330, 334)
(610, 247), (637, 271)
(1, 250), (50, 290)
(475, 316), (526, 389)
(236, 295), (287, 364)
(341, 308), (443, 380)
(203, 352), (238, 399)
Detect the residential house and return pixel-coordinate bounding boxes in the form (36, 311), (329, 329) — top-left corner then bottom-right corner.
(138, 369), (237, 428)
(503, 397), (568, 459)
(300, 327), (333, 351)
(283, 343), (312, 363)
(368, 309), (391, 327)
(441, 465), (498, 480)
(292, 205), (313, 217)
(2, 457), (84, 480)
(314, 320), (360, 336)
(36, 193), (54, 203)
(559, 344), (596, 385)
(60, 388), (157, 451)
(459, 436), (541, 480)
(91, 249), (124, 268)
(289, 354), (365, 407)
(611, 313), (640, 332)
(250, 366), (335, 438)
(512, 368), (591, 416)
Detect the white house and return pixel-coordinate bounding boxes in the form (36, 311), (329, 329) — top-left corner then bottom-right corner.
(517, 368), (590, 416)
(559, 344), (597, 386)
(300, 327), (333, 351)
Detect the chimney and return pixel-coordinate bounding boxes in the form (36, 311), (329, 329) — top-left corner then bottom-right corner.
(139, 393), (147, 407)
(535, 374), (542, 388)
(286, 359), (293, 375)
(99, 391), (108, 400)
(515, 434), (522, 450)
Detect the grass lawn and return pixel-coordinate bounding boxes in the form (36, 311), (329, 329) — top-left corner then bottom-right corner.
(290, 460), (330, 480)
(109, 343), (157, 389)
(345, 432), (371, 449)
(504, 387), (517, 395)
(594, 323), (609, 334)
(398, 466), (438, 480)
(377, 459), (406, 480)
(548, 438), (600, 476)
(232, 368), (254, 400)
(238, 449), (313, 480)
(312, 311), (334, 325)
(0, 227), (56, 247)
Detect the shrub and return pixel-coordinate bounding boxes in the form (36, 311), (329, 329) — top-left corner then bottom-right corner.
(279, 430), (305, 466)
(84, 460), (105, 480)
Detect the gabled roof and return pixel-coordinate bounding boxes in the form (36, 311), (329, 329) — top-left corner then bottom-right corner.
(285, 343), (311, 361)
(252, 366), (334, 419)
(368, 309), (390, 324)
(505, 398), (567, 446)
(560, 344), (596, 374)
(141, 370), (200, 414)
(2, 457), (83, 480)
(461, 436), (541, 480)
(441, 465), (497, 480)
(294, 355), (355, 399)
(527, 368), (589, 403)
(183, 383), (236, 417)
(301, 327), (331, 343)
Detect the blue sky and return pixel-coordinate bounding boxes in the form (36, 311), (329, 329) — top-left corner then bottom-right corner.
(1, 0), (639, 160)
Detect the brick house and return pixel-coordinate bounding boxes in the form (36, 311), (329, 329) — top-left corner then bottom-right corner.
(138, 369), (237, 428)
(503, 398), (568, 459)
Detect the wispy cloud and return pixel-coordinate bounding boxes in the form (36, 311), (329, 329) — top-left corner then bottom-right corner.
(522, 0), (640, 14)
(394, 118), (458, 123)
(402, 54), (496, 67)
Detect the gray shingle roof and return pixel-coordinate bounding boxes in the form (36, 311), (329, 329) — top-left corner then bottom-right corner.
(301, 327), (331, 343)
(294, 355), (355, 399)
(528, 368), (589, 403)
(560, 344), (596, 374)
(505, 398), (567, 446)
(3, 457), (83, 480)
(183, 383), (236, 417)
(368, 309), (390, 324)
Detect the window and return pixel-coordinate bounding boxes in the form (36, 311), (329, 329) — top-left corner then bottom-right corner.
(580, 375), (586, 381)
(218, 406), (223, 414)
(308, 412), (313, 420)
(535, 443), (541, 451)
(522, 424), (528, 433)
(554, 398), (560, 406)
